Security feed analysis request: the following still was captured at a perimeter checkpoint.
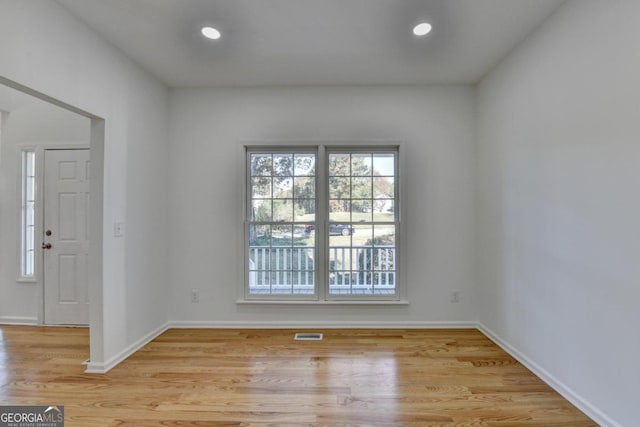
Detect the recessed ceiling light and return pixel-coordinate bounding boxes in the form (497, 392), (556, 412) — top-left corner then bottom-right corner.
(413, 22), (432, 37)
(201, 26), (221, 40)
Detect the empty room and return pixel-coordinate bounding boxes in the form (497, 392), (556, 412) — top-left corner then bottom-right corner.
(0, 0), (637, 426)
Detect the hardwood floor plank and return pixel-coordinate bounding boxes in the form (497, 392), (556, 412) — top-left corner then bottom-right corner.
(0, 326), (597, 426)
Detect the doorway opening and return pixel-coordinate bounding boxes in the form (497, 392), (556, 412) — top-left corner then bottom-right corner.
(0, 76), (104, 366)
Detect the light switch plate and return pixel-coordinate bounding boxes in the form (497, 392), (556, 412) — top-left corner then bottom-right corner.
(114, 221), (125, 237)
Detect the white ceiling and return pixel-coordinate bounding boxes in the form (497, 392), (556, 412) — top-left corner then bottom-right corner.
(56, 0), (565, 88)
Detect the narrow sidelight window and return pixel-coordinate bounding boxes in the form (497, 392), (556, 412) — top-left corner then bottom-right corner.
(21, 150), (36, 278)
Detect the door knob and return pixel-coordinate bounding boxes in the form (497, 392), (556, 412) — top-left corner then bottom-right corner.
(42, 243), (52, 250)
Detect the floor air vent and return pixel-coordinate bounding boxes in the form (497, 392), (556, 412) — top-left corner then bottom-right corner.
(294, 333), (323, 341)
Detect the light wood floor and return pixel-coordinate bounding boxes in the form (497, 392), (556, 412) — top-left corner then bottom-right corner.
(0, 326), (596, 426)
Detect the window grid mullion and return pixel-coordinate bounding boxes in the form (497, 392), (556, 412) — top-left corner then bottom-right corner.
(316, 145), (327, 301)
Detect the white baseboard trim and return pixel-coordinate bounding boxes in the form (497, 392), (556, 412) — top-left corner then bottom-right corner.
(168, 320), (477, 329)
(0, 316), (38, 325)
(477, 322), (620, 427)
(85, 322), (169, 374)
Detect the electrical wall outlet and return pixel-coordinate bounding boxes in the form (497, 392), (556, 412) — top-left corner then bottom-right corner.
(191, 289), (199, 303)
(450, 290), (460, 303)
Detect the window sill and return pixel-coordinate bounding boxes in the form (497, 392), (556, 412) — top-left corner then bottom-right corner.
(16, 277), (37, 284)
(237, 299), (409, 306)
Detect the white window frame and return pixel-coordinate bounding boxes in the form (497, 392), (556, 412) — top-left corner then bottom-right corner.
(241, 142), (406, 304)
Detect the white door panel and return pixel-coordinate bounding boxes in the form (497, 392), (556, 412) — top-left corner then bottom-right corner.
(44, 149), (90, 325)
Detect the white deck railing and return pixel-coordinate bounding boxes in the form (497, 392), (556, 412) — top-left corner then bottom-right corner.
(249, 245), (396, 295)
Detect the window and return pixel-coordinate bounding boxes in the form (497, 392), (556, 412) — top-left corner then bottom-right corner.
(327, 150), (397, 296)
(21, 150), (36, 278)
(247, 150), (317, 297)
(245, 145), (400, 301)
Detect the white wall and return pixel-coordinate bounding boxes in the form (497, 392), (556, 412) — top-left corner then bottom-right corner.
(2, 6), (633, 424)
(476, 1), (640, 425)
(168, 86), (476, 325)
(0, 0), (170, 371)
(0, 96), (89, 323)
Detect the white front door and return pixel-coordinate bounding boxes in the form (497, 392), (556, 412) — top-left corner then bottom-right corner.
(43, 148), (90, 325)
